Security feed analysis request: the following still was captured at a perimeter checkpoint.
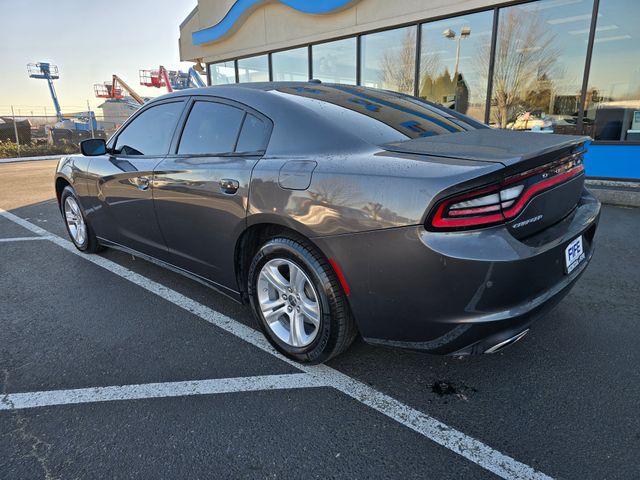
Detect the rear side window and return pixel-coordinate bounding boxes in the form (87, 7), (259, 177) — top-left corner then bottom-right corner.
(236, 114), (268, 153)
(114, 102), (183, 156)
(178, 101), (244, 155)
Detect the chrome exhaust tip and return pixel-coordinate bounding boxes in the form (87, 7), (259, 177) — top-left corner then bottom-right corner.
(484, 329), (530, 354)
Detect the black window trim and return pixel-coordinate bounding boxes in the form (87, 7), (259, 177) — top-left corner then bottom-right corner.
(169, 95), (274, 158)
(107, 98), (188, 158)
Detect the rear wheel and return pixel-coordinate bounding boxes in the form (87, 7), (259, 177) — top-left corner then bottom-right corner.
(248, 236), (356, 364)
(60, 186), (102, 253)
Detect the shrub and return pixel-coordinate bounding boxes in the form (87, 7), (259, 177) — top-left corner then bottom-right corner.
(0, 141), (79, 159)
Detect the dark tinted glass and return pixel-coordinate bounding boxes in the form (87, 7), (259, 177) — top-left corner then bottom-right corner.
(582, 0), (640, 141)
(236, 114), (268, 153)
(178, 101), (244, 155)
(114, 102), (183, 156)
(273, 85), (476, 144)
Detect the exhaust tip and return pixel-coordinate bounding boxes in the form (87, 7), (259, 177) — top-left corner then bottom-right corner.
(484, 329), (530, 354)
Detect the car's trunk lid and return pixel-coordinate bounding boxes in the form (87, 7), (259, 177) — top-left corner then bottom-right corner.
(383, 129), (588, 167)
(383, 130), (589, 239)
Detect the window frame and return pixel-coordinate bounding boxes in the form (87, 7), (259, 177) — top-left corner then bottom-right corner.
(169, 95), (274, 158)
(107, 99), (188, 158)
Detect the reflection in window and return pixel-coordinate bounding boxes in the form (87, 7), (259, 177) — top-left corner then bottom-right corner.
(238, 55), (269, 83)
(491, 0), (593, 134)
(583, 0), (640, 141)
(178, 102), (244, 155)
(272, 47), (308, 81)
(312, 38), (356, 84)
(361, 26), (417, 95)
(209, 61), (236, 85)
(419, 12), (493, 122)
(114, 102), (183, 156)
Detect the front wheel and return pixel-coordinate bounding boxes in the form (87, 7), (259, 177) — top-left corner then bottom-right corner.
(248, 237), (356, 364)
(60, 186), (102, 253)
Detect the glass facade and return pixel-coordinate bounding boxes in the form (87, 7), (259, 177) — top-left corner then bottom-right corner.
(209, 61), (236, 85)
(361, 26), (417, 94)
(490, 0), (592, 133)
(419, 12), (493, 122)
(583, 0), (640, 141)
(238, 55), (269, 83)
(272, 47), (309, 81)
(207, 0), (640, 144)
(312, 38), (357, 84)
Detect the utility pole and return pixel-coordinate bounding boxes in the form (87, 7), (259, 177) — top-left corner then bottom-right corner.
(11, 106), (21, 157)
(87, 100), (95, 138)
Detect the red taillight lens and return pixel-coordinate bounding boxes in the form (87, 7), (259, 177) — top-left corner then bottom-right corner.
(429, 154), (585, 231)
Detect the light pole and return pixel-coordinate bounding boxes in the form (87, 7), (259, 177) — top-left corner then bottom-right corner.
(442, 26), (471, 87)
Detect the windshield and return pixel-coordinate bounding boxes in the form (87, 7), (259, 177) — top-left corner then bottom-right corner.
(271, 84), (482, 145)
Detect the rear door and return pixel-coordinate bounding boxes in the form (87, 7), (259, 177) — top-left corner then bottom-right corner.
(153, 97), (271, 291)
(87, 100), (186, 259)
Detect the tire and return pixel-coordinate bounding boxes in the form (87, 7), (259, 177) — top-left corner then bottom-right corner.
(60, 186), (102, 253)
(248, 236), (357, 364)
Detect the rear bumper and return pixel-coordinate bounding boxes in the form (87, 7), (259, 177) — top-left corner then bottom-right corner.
(313, 188), (601, 355)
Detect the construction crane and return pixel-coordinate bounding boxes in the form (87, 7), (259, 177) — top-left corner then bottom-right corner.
(27, 62), (64, 122)
(140, 65), (206, 91)
(95, 74), (145, 105)
(139, 66), (173, 93)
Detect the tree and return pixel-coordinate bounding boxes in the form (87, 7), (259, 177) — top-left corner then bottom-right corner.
(380, 29), (417, 94)
(481, 8), (559, 127)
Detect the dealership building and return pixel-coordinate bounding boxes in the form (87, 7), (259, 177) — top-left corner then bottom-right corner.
(179, 0), (640, 179)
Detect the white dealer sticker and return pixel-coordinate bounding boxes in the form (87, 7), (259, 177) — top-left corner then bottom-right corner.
(565, 236), (585, 274)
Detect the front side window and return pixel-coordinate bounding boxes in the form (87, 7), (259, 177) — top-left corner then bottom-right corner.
(361, 26), (417, 95)
(490, 0), (594, 134)
(582, 0), (640, 141)
(272, 47), (308, 81)
(419, 11), (494, 122)
(114, 102), (184, 156)
(178, 101), (244, 155)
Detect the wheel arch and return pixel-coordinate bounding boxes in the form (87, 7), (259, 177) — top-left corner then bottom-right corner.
(55, 175), (71, 205)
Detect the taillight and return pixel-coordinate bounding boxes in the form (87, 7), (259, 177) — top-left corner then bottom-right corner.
(429, 154), (584, 231)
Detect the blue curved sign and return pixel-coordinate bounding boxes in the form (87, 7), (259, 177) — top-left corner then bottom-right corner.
(192, 0), (360, 46)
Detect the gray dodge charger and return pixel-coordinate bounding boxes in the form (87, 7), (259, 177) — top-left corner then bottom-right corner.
(54, 82), (600, 363)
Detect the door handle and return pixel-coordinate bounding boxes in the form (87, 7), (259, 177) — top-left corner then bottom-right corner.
(219, 178), (239, 194)
(137, 176), (150, 191)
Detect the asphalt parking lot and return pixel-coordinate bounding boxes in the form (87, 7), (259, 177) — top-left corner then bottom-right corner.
(1, 159), (639, 479)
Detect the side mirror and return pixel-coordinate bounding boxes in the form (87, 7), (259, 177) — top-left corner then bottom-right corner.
(80, 138), (107, 156)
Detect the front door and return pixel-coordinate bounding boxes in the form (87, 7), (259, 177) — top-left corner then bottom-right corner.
(153, 98), (271, 291)
(87, 100), (185, 259)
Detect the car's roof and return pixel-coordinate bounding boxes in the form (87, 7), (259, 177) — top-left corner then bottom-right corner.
(146, 82), (482, 156)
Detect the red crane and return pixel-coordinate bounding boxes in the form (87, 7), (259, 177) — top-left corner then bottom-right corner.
(139, 66), (173, 93)
(94, 75), (145, 105)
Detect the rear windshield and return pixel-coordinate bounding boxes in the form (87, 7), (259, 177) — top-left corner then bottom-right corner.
(271, 84), (482, 145)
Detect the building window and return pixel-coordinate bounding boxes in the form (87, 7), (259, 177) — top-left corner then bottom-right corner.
(419, 12), (494, 122)
(272, 47), (308, 81)
(238, 55), (269, 83)
(361, 26), (417, 95)
(312, 38), (356, 84)
(490, 0), (594, 134)
(582, 0), (640, 141)
(209, 61), (236, 85)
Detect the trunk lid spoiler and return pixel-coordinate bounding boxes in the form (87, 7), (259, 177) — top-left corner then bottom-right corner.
(382, 129), (589, 167)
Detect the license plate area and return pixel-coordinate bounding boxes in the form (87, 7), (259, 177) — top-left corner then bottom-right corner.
(565, 236), (585, 274)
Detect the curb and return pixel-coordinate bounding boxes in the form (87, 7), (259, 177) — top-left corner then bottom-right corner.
(586, 179), (640, 208)
(0, 155), (62, 164)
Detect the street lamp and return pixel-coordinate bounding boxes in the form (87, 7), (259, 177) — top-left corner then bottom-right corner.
(442, 26), (471, 84)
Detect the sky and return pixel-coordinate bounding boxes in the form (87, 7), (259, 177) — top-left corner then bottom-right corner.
(0, 0), (197, 116)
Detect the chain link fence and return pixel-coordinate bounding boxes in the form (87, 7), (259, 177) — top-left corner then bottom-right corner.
(0, 105), (136, 158)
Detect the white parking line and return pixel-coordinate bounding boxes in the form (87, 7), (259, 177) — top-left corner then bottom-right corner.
(0, 207), (552, 480)
(0, 374), (320, 411)
(0, 236), (50, 242)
